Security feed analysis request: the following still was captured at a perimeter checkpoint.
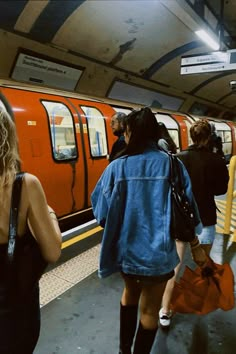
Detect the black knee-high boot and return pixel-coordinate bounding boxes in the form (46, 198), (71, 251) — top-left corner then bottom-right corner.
(133, 322), (157, 354)
(119, 303), (138, 354)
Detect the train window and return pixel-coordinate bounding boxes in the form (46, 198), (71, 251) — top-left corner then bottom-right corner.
(155, 113), (180, 151)
(212, 122), (232, 158)
(224, 130), (231, 142)
(41, 101), (77, 161)
(221, 130), (232, 157)
(112, 106), (132, 115)
(168, 130), (179, 151)
(80, 105), (108, 157)
(217, 131), (224, 141)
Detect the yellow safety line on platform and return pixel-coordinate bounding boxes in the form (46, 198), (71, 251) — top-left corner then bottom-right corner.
(216, 199), (236, 235)
(62, 226), (103, 249)
(216, 202), (236, 213)
(216, 226), (224, 233)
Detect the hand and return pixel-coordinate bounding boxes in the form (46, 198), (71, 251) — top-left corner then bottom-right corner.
(191, 245), (207, 267)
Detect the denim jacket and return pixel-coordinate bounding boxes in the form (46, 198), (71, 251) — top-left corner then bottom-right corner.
(91, 146), (201, 278)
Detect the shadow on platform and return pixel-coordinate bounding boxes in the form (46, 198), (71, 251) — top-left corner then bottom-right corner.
(35, 233), (236, 354)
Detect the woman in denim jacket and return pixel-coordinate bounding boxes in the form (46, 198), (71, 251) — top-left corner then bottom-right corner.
(91, 107), (205, 354)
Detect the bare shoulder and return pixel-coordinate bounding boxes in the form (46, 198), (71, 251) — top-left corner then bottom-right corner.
(23, 173), (44, 194)
(23, 173), (41, 185)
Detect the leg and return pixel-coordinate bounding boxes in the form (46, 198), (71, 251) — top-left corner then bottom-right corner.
(119, 274), (141, 354)
(139, 280), (167, 329)
(133, 280), (167, 354)
(121, 273), (142, 306)
(160, 240), (187, 328)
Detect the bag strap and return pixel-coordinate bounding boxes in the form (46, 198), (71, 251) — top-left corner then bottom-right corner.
(158, 145), (184, 193)
(7, 172), (25, 264)
(168, 153), (183, 193)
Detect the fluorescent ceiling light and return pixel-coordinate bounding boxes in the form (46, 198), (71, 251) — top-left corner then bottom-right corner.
(195, 30), (220, 50)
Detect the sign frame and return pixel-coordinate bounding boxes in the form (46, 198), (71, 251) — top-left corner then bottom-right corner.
(180, 49), (236, 75)
(10, 48), (84, 91)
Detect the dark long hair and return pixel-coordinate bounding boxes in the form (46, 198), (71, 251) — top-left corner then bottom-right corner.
(120, 107), (161, 156)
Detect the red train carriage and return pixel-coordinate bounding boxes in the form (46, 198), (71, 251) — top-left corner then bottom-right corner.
(0, 80), (234, 229)
(0, 82), (114, 229)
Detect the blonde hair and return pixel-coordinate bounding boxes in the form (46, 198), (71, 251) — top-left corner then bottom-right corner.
(0, 108), (20, 187)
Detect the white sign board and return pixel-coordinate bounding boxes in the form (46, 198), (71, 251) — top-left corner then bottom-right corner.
(181, 52), (229, 66)
(181, 62), (236, 74)
(11, 53), (83, 90)
(181, 49), (236, 75)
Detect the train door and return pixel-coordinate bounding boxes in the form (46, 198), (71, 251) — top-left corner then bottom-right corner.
(67, 98), (115, 206)
(169, 113), (192, 150)
(0, 87), (86, 219)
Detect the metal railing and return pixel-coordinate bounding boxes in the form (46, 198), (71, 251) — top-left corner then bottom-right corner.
(224, 156), (236, 242)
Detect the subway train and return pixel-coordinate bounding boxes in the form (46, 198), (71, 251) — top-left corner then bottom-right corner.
(0, 80), (235, 230)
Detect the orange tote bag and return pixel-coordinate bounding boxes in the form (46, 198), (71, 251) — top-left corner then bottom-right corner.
(171, 257), (235, 315)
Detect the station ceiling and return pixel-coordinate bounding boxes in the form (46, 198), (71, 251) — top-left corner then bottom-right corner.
(0, 0), (236, 116)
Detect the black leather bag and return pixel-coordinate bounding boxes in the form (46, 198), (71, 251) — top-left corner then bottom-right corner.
(7, 173), (48, 300)
(169, 154), (195, 242)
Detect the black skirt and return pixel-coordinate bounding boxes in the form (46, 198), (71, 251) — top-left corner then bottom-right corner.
(0, 244), (40, 354)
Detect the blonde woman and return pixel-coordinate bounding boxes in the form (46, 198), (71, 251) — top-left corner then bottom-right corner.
(0, 108), (62, 353)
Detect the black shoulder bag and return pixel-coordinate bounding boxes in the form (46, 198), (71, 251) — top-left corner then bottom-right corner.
(7, 173), (48, 300)
(169, 154), (196, 242)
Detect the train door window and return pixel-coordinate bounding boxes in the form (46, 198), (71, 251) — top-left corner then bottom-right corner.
(112, 106), (132, 115)
(223, 130), (232, 157)
(80, 105), (108, 157)
(41, 101), (77, 161)
(155, 113), (180, 151)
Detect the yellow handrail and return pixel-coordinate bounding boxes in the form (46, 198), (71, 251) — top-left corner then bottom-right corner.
(224, 156), (236, 242)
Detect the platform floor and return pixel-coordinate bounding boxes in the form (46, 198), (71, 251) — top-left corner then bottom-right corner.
(34, 232), (236, 354)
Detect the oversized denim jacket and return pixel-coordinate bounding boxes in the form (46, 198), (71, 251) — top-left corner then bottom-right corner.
(91, 146), (201, 278)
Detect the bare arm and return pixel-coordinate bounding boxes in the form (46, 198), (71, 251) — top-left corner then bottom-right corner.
(25, 174), (62, 263)
(190, 236), (207, 267)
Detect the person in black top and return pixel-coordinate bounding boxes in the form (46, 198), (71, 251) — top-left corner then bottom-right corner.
(109, 112), (127, 162)
(159, 119), (229, 329)
(178, 119), (228, 253)
(208, 122), (225, 159)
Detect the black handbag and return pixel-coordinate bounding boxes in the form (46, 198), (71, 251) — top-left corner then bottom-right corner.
(169, 154), (196, 242)
(7, 173), (48, 300)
